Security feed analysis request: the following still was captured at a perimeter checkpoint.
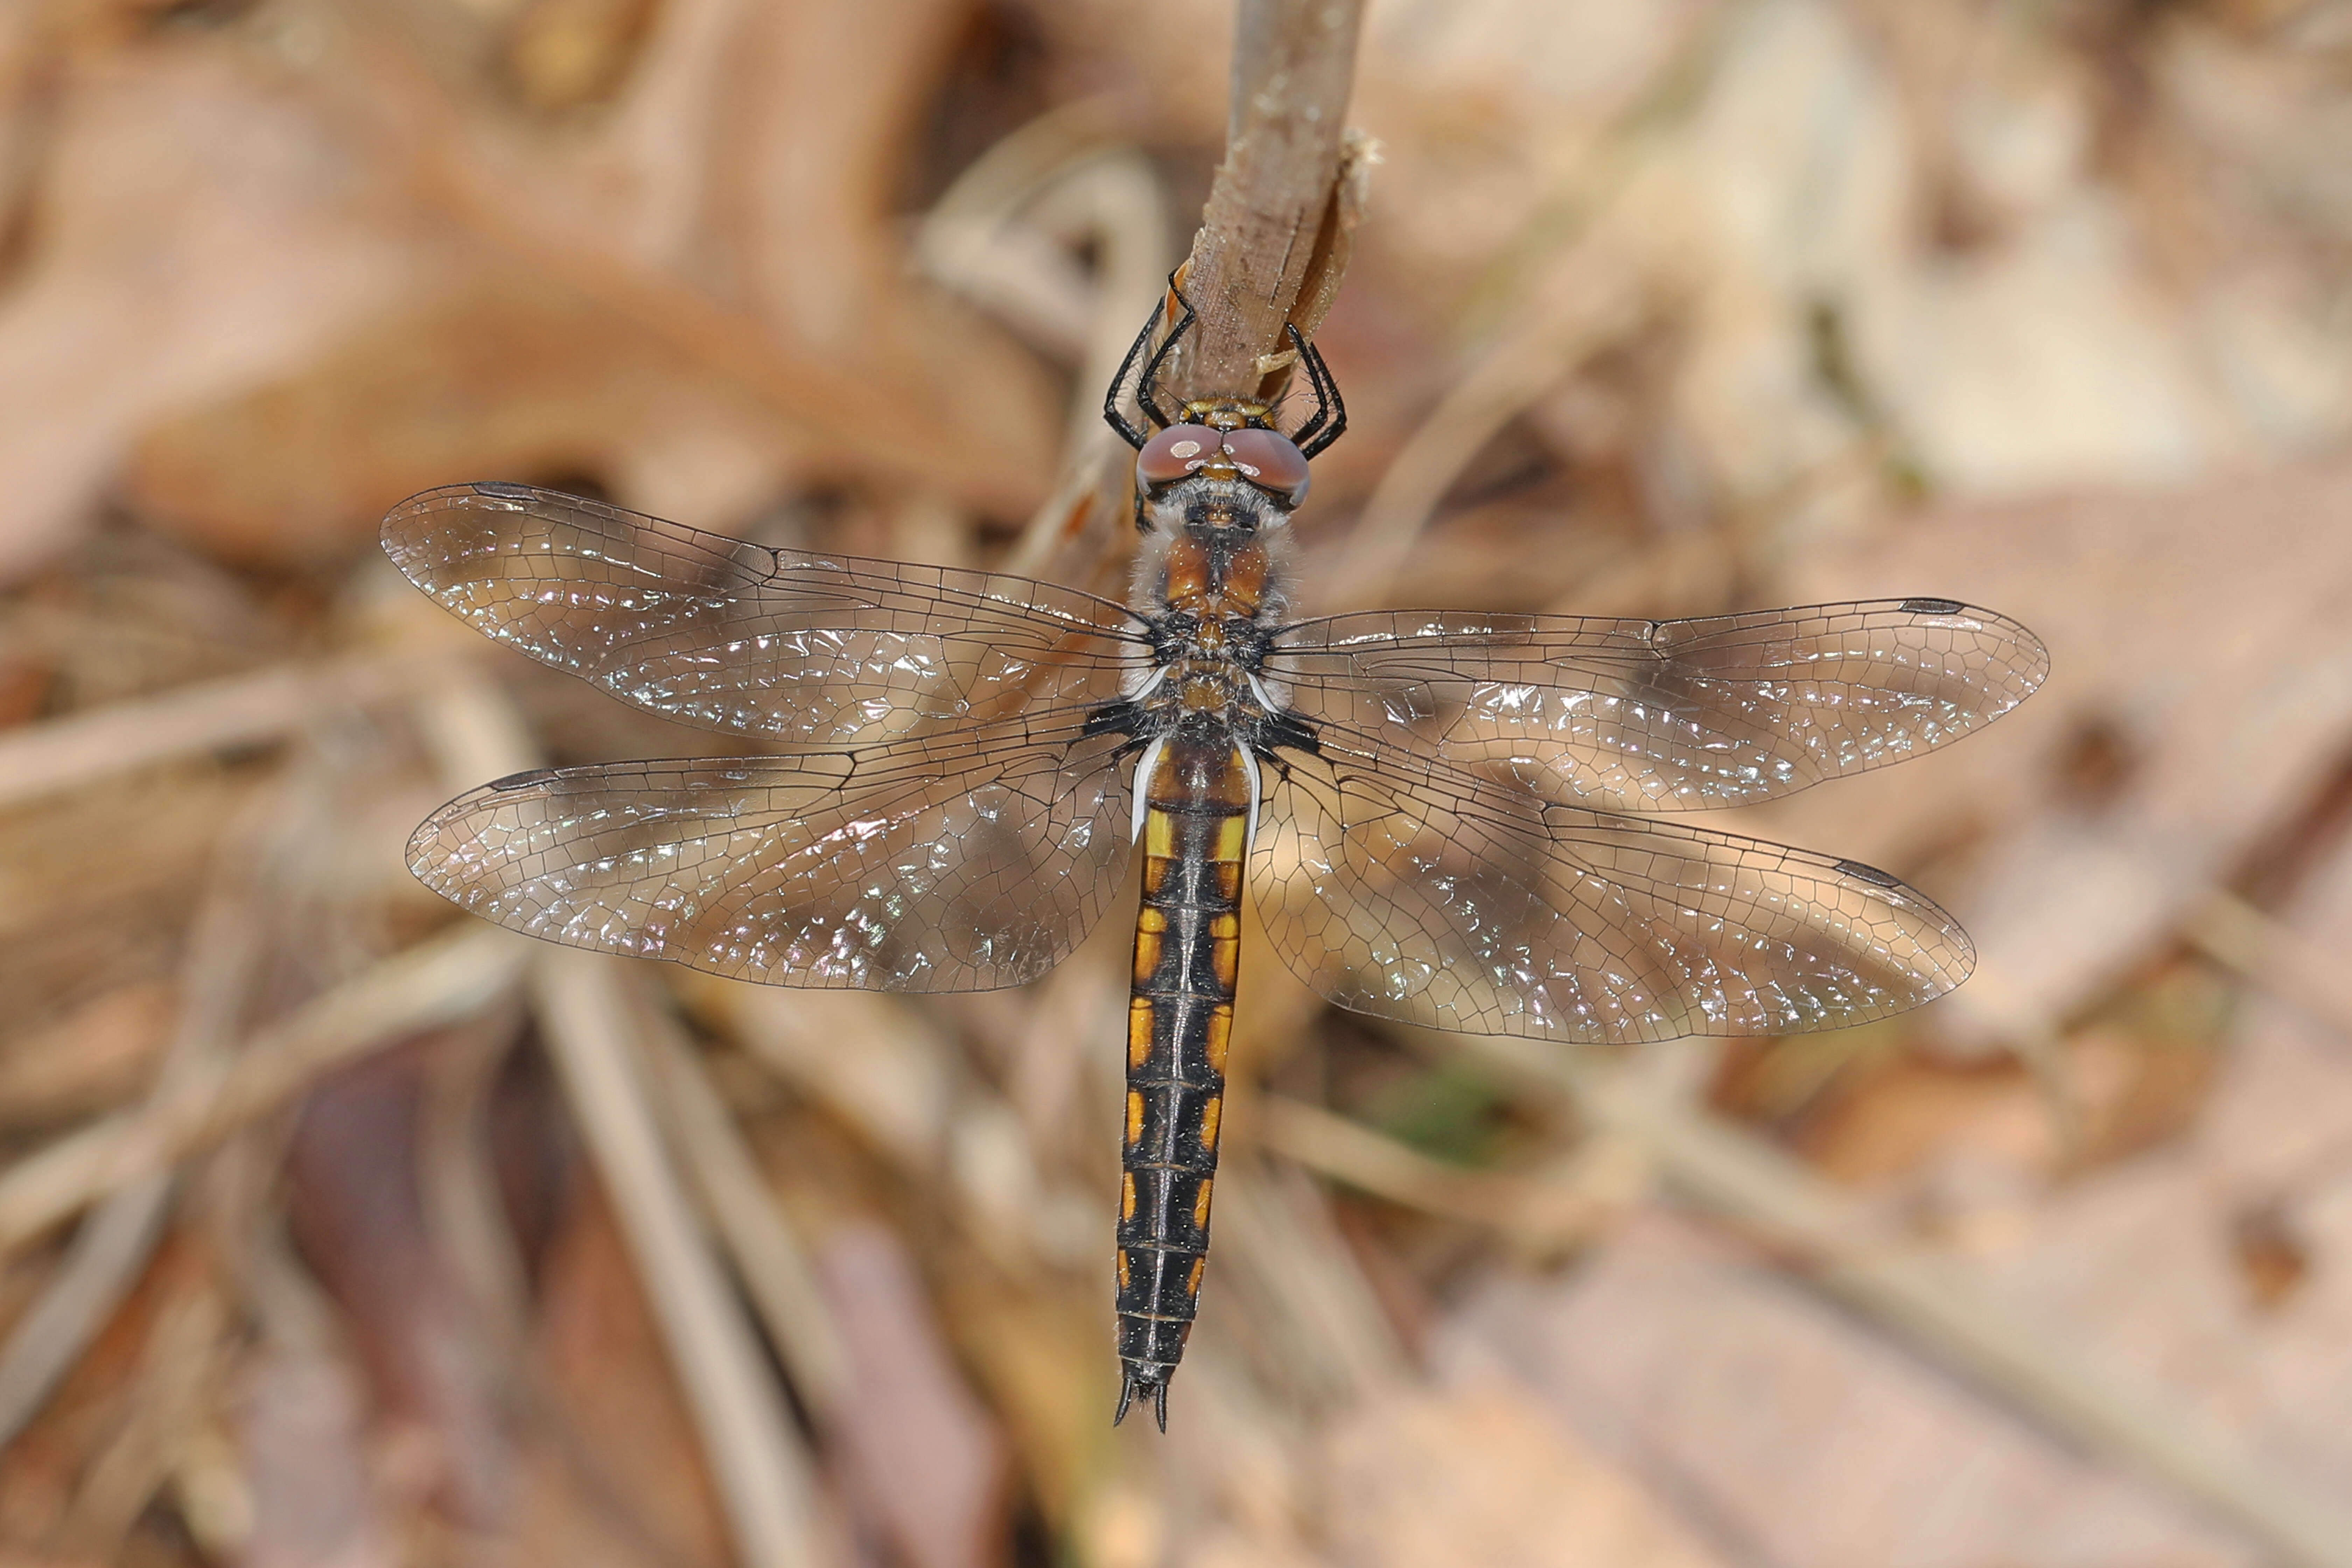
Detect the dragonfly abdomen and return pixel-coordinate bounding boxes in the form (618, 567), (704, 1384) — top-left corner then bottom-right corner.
(1115, 733), (1251, 1429)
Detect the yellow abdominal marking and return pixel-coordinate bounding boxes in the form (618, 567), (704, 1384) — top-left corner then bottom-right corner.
(1132, 906), (1167, 985)
(1209, 912), (1240, 989)
(1128, 998), (1154, 1068)
(1205, 1006), (1232, 1074)
(1143, 809), (1176, 860)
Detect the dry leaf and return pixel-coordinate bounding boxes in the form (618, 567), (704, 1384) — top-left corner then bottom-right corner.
(122, 273), (807, 566)
(284, 1044), (517, 1534)
(1321, 1381), (1726, 1568)
(0, 43), (417, 579)
(816, 1219), (1010, 1568)
(1441, 1214), (2257, 1568)
(236, 1346), (394, 1568)
(533, 1179), (732, 1568)
(1967, 840), (2352, 1507)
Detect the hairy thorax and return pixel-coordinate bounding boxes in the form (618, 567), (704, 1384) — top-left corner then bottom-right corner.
(1128, 478), (1296, 738)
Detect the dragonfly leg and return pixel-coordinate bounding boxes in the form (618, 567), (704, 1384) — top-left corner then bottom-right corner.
(1135, 277), (1197, 432)
(1103, 308), (1159, 450)
(1290, 323), (1349, 459)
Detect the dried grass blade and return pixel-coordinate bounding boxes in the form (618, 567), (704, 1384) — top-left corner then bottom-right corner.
(0, 922), (526, 1260)
(0, 652), (447, 811)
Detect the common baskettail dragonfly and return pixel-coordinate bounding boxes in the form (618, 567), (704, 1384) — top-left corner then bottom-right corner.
(385, 293), (2047, 1430)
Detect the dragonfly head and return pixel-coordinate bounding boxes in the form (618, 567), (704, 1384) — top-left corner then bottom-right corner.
(1135, 419), (1311, 511)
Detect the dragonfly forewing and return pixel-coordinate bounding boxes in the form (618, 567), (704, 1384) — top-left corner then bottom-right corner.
(384, 483), (1145, 746)
(1272, 599), (2047, 815)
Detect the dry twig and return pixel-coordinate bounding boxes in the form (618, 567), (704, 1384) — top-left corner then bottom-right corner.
(2186, 889), (2352, 1047)
(532, 954), (834, 1568)
(640, 1010), (853, 1426)
(0, 788), (275, 1447)
(1166, 0), (1367, 404)
(1253, 1094), (1613, 1250)
(0, 651), (453, 811)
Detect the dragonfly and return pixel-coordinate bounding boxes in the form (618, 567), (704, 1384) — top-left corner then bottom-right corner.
(385, 292), (2047, 1430)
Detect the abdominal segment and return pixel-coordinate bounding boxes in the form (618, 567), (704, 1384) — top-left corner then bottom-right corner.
(1115, 734), (1250, 1428)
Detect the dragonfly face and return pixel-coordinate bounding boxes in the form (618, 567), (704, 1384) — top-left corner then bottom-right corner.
(386, 298), (2047, 1432)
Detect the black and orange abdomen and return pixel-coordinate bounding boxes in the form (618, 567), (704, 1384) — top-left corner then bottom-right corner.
(1115, 733), (1250, 1428)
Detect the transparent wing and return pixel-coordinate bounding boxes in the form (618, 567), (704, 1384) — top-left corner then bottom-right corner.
(1252, 724), (1973, 1043)
(1271, 600), (2047, 813)
(409, 718), (1132, 990)
(383, 483), (1144, 744)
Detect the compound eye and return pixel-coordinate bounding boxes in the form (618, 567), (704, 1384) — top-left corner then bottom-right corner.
(1218, 428), (1311, 505)
(1136, 424), (1222, 489)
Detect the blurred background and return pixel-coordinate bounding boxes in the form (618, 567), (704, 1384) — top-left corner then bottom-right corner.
(2, 0), (2351, 1564)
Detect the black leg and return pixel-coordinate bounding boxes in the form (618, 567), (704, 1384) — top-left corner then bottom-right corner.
(1294, 331), (1347, 460)
(1136, 280), (1198, 432)
(1285, 323), (1329, 450)
(1102, 309), (1159, 450)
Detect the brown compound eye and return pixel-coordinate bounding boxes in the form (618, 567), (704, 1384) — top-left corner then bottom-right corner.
(1136, 424), (1223, 489)
(1218, 427), (1311, 505)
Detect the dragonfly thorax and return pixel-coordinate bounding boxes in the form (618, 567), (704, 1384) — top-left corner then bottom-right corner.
(1137, 495), (1293, 624)
(1123, 611), (1273, 718)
